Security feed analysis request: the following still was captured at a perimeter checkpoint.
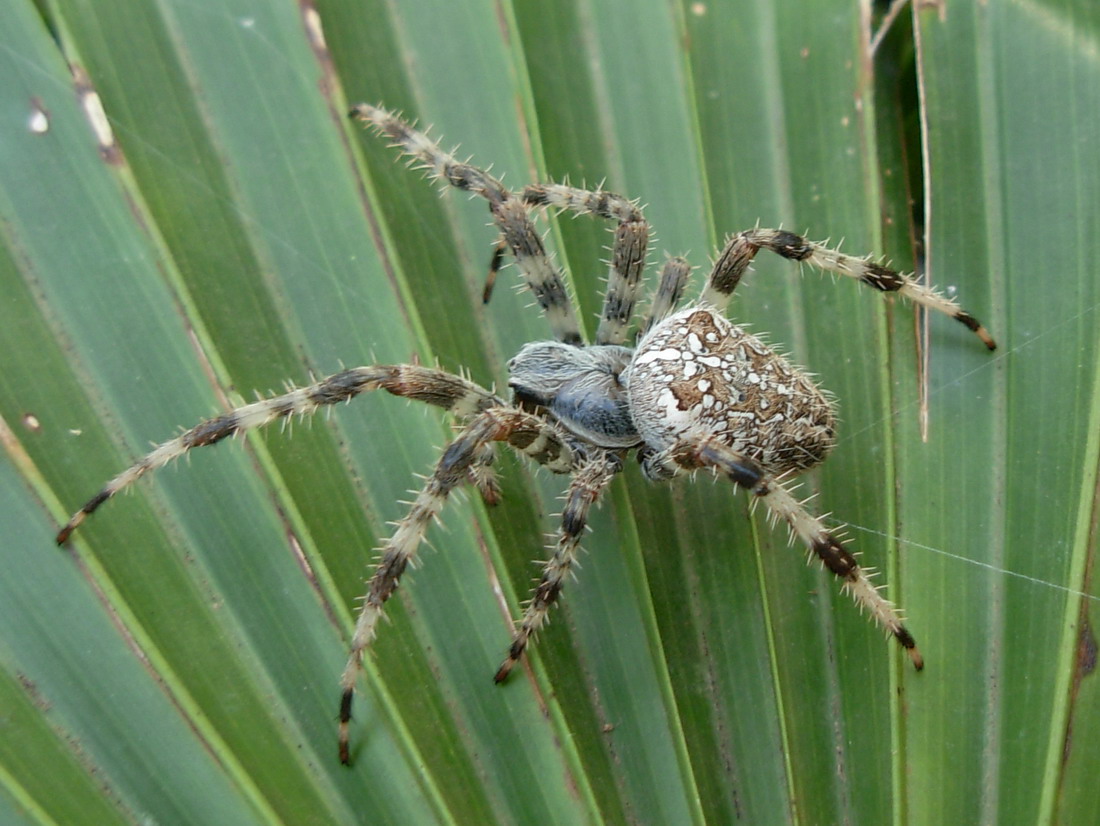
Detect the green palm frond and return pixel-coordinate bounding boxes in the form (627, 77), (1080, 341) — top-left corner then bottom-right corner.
(1, 0), (1097, 823)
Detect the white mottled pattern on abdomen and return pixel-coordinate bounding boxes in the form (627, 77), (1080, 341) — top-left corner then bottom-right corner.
(625, 306), (836, 477)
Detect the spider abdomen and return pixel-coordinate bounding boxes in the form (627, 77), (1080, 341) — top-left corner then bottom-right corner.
(625, 306), (836, 476)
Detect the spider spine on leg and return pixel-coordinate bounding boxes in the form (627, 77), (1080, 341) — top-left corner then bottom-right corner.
(520, 182), (650, 345)
(55, 365), (502, 544)
(701, 228), (997, 350)
(337, 407), (579, 763)
(493, 451), (621, 683)
(671, 435), (923, 669)
(350, 103), (584, 346)
(638, 256), (693, 337)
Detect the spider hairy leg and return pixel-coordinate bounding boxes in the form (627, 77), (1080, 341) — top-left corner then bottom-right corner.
(637, 256), (693, 338)
(339, 408), (577, 764)
(482, 237), (508, 304)
(493, 451), (622, 683)
(466, 443), (502, 505)
(56, 366), (500, 544)
(521, 184), (650, 346)
(350, 104), (583, 345)
(674, 436), (924, 670)
(700, 228), (997, 350)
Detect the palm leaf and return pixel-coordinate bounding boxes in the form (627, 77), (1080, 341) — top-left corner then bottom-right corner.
(1, 0), (1096, 823)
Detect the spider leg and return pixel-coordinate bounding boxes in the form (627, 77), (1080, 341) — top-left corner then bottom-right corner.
(481, 237), (508, 304)
(493, 450), (622, 683)
(56, 365), (502, 543)
(465, 442), (502, 505)
(338, 407), (577, 764)
(700, 228), (996, 350)
(664, 435), (924, 670)
(637, 256), (693, 339)
(351, 104), (583, 345)
(521, 184), (650, 346)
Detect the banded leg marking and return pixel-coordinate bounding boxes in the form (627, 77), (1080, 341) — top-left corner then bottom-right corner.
(677, 436), (923, 670)
(56, 365), (501, 543)
(638, 256), (693, 338)
(351, 104), (583, 345)
(522, 184), (650, 346)
(482, 237), (508, 304)
(700, 228), (996, 350)
(338, 407), (577, 763)
(493, 451), (621, 683)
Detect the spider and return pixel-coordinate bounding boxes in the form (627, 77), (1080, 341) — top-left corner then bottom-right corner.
(57, 104), (997, 765)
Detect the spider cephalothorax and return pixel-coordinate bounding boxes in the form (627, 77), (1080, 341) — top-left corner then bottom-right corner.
(58, 105), (996, 764)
